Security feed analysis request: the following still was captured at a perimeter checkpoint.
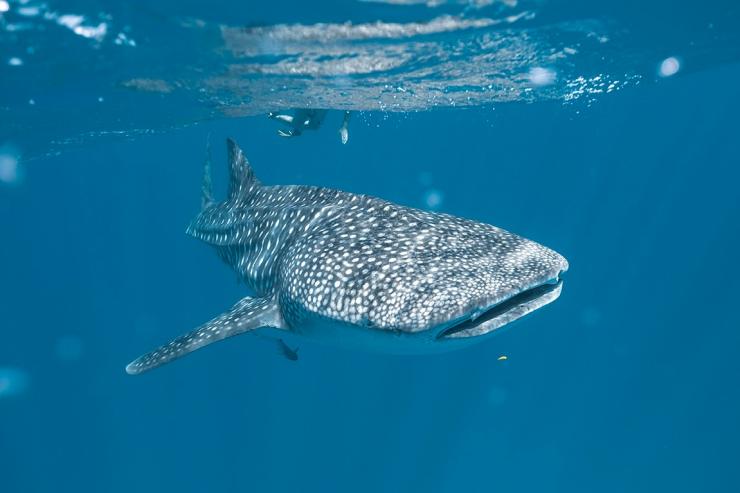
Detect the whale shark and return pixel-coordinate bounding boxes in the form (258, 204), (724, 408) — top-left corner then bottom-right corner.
(126, 139), (568, 374)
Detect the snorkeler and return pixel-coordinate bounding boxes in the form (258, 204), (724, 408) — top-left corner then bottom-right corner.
(269, 109), (352, 144)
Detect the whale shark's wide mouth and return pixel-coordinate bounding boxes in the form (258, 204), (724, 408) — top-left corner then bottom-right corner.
(436, 277), (564, 340)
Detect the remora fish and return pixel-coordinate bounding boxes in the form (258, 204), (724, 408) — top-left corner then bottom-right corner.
(126, 139), (568, 374)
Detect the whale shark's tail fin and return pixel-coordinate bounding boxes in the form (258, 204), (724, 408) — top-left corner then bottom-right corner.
(227, 138), (261, 204)
(125, 296), (285, 375)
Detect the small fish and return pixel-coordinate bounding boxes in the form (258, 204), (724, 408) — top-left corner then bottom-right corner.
(277, 339), (299, 361)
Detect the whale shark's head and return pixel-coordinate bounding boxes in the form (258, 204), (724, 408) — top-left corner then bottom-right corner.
(430, 239), (568, 342)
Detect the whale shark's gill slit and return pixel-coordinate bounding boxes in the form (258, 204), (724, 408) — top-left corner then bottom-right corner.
(437, 280), (563, 339)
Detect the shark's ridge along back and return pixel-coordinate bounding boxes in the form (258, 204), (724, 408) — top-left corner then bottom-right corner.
(126, 139), (568, 374)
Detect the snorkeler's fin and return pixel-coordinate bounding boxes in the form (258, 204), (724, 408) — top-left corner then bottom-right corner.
(125, 296), (285, 375)
(269, 112), (294, 124)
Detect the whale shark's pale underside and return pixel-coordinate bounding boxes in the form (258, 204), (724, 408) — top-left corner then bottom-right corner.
(126, 139), (568, 374)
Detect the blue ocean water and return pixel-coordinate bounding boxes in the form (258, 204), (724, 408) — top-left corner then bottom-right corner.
(2, 1), (740, 492)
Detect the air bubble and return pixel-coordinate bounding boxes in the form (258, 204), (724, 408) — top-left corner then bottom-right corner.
(659, 57), (680, 77)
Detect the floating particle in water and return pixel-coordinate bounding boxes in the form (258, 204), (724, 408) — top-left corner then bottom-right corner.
(8, 57), (23, 66)
(497, 355), (508, 361)
(97, 96), (104, 103)
(0, 1), (9, 13)
(528, 66), (556, 86)
(114, 32), (137, 47)
(0, 148), (21, 185)
(55, 335), (84, 362)
(487, 386), (508, 407)
(659, 57), (680, 77)
(28, 99), (35, 105)
(0, 368), (30, 398)
(423, 189), (444, 210)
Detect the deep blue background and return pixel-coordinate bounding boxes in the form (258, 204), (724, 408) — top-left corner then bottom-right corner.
(2, 52), (740, 493)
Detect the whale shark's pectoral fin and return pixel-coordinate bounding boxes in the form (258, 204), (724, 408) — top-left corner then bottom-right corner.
(125, 297), (285, 375)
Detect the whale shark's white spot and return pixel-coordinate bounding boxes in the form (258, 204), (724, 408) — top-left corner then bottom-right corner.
(659, 56), (680, 77)
(0, 367), (30, 398)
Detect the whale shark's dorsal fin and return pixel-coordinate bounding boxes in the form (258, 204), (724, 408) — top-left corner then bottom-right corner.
(227, 138), (260, 204)
(125, 296), (285, 375)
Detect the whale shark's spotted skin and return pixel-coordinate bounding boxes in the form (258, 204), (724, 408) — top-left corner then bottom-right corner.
(126, 139), (568, 374)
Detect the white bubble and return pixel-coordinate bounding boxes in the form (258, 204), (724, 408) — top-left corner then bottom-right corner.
(55, 335), (84, 361)
(0, 368), (30, 398)
(114, 32), (137, 47)
(528, 67), (556, 86)
(659, 57), (680, 77)
(0, 1), (9, 13)
(0, 149), (21, 185)
(423, 189), (444, 210)
(8, 57), (23, 66)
